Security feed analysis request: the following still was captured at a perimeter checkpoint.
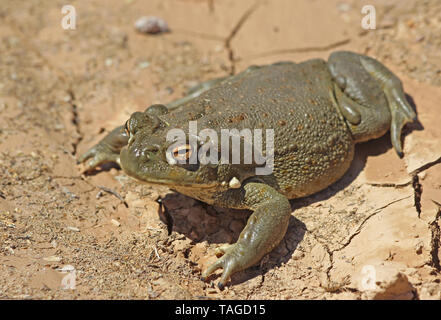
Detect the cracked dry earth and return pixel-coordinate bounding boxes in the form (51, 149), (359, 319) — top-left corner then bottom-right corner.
(0, 0), (440, 300)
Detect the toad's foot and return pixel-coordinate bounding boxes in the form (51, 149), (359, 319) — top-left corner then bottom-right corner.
(360, 56), (416, 157)
(201, 182), (291, 289)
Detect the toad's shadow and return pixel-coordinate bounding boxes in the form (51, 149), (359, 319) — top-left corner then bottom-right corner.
(160, 191), (308, 286)
(158, 94), (422, 287)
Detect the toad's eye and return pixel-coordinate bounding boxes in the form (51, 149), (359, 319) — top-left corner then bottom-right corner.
(124, 120), (130, 136)
(172, 144), (192, 161)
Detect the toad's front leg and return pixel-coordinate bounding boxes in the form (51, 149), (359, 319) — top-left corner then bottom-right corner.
(77, 125), (128, 172)
(201, 181), (292, 289)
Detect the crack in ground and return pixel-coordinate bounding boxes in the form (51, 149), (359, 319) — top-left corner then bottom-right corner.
(224, 0), (262, 75)
(67, 89), (83, 156)
(369, 159), (438, 228)
(409, 163), (440, 272)
(367, 181), (412, 188)
(239, 24), (395, 62)
(411, 174), (422, 218)
(410, 156), (441, 175)
(429, 200), (441, 271)
(245, 272), (265, 299)
(6, 16), (81, 158)
(335, 196), (411, 253)
(208, 0), (215, 13)
(322, 196), (411, 282)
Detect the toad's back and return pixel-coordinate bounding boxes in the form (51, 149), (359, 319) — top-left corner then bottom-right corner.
(168, 59), (354, 199)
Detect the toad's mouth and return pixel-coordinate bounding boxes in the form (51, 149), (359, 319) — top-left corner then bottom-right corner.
(126, 175), (219, 189)
(120, 147), (219, 189)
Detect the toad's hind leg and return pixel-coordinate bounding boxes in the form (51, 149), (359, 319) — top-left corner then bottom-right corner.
(328, 51), (416, 157)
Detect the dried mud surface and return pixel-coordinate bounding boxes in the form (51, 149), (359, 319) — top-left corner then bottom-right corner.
(0, 0), (440, 299)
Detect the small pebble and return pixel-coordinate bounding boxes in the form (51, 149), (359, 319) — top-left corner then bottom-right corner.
(62, 187), (78, 200)
(6, 246), (14, 254)
(415, 35), (425, 42)
(165, 86), (174, 94)
(138, 61), (151, 69)
(105, 58), (113, 67)
(67, 226), (80, 232)
(415, 241), (424, 255)
(147, 284), (159, 298)
(58, 265), (76, 275)
(43, 255), (62, 262)
(337, 3), (351, 12)
(134, 16), (170, 34)
(54, 123), (65, 131)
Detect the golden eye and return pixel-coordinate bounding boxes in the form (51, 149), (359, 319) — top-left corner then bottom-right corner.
(172, 144), (192, 161)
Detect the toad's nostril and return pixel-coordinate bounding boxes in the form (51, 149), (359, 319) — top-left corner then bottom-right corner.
(141, 146), (160, 161)
(146, 143), (161, 153)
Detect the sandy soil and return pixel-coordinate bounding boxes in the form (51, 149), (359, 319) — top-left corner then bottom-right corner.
(0, 0), (440, 299)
